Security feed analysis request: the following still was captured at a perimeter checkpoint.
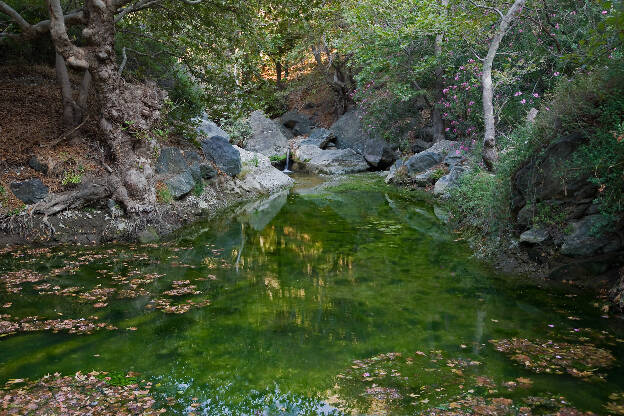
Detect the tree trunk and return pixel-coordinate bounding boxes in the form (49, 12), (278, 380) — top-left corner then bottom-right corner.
(55, 52), (76, 128)
(481, 0), (526, 171)
(432, 0), (449, 143)
(74, 69), (91, 125)
(47, 0), (165, 214)
(284, 61), (289, 82)
(276, 60), (283, 89)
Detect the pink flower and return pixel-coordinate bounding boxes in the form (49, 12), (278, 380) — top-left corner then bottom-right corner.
(554, 72), (560, 76)
(514, 91), (523, 96)
(363, 372), (370, 377)
(533, 93), (539, 98)
(456, 150), (461, 155)
(548, 324), (554, 328)
(520, 99), (526, 104)
(445, 127), (450, 132)
(468, 101), (475, 106)
(602, 10), (608, 14)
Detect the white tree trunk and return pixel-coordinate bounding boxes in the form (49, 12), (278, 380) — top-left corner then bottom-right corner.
(481, 0), (526, 171)
(432, 0), (449, 143)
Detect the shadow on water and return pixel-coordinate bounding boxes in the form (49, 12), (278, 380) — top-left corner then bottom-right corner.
(1, 173), (624, 415)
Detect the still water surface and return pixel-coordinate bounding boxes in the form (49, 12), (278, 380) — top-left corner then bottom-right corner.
(1, 174), (623, 414)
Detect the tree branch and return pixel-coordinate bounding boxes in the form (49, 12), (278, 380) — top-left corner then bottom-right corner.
(0, 1), (31, 32)
(47, 0), (89, 69)
(468, 0), (505, 20)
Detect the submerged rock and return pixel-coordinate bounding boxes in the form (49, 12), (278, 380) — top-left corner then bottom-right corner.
(10, 179), (48, 204)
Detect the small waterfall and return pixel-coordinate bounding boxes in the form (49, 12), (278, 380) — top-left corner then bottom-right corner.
(282, 148), (292, 174)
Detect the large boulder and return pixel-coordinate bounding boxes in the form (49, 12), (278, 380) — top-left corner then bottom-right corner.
(294, 144), (369, 175)
(433, 165), (470, 197)
(10, 179), (48, 204)
(201, 136), (242, 177)
(156, 147), (188, 174)
(329, 110), (396, 169)
(165, 171), (195, 200)
(194, 114), (230, 141)
(561, 215), (622, 257)
(279, 111), (314, 136)
(246, 110), (289, 158)
(405, 140), (455, 175)
(299, 128), (336, 149)
(512, 134), (591, 214)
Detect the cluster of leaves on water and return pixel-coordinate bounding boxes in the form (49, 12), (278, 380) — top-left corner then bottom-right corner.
(329, 346), (618, 416)
(0, 244), (218, 338)
(490, 338), (615, 380)
(0, 371), (164, 415)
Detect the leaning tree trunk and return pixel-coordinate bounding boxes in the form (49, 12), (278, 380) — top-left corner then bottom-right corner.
(46, 0), (165, 214)
(432, 0), (449, 143)
(55, 52), (92, 129)
(481, 0), (526, 171)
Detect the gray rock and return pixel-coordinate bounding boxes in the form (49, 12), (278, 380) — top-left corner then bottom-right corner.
(246, 110), (289, 158)
(330, 110), (395, 169)
(406, 151), (444, 174)
(433, 165), (470, 197)
(184, 151), (203, 181)
(156, 147), (188, 174)
(10, 179), (48, 204)
(300, 128), (336, 149)
(512, 134), (589, 211)
(413, 170), (438, 187)
(411, 139), (432, 153)
(519, 228), (550, 244)
(294, 144), (369, 175)
(194, 114), (229, 141)
(199, 163), (218, 179)
(385, 159), (406, 184)
(28, 156), (48, 175)
(138, 228), (159, 243)
(279, 111), (313, 136)
(165, 171), (195, 199)
(201, 136), (242, 177)
(560, 215), (615, 257)
(443, 152), (464, 168)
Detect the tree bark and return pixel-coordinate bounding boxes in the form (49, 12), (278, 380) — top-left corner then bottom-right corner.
(275, 59), (283, 89)
(481, 0), (526, 171)
(432, 0), (449, 143)
(47, 0), (165, 213)
(74, 70), (92, 125)
(55, 52), (76, 128)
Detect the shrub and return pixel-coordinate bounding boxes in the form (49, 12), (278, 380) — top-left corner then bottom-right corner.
(222, 118), (253, 148)
(156, 183), (173, 204)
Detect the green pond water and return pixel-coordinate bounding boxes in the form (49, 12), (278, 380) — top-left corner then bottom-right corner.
(1, 173), (624, 415)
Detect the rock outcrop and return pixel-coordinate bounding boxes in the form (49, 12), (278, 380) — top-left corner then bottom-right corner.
(246, 110), (289, 158)
(330, 110), (396, 169)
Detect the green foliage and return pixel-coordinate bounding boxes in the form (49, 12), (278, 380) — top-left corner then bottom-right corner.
(62, 167), (84, 186)
(221, 118), (253, 148)
(269, 154), (287, 162)
(192, 180), (204, 197)
(156, 184), (173, 204)
(448, 169), (509, 236)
